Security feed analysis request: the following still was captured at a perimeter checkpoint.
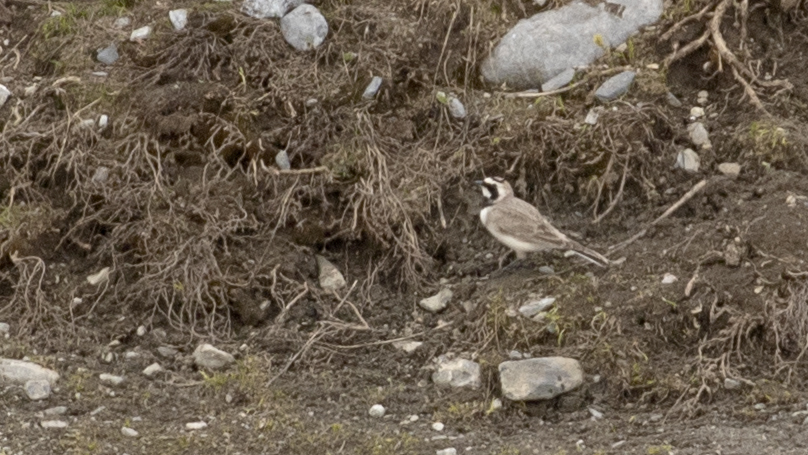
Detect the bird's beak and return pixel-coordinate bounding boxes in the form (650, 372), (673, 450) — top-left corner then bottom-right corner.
(474, 180), (483, 186)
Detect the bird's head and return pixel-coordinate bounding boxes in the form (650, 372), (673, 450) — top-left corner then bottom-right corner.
(474, 176), (513, 204)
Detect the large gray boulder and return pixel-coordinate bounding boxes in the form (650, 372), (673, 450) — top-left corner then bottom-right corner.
(0, 359), (60, 385)
(499, 357), (583, 401)
(481, 0), (662, 89)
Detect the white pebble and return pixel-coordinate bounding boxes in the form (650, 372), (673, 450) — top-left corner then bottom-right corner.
(136, 325), (147, 336)
(142, 363), (163, 377)
(121, 427), (139, 437)
(661, 273), (678, 284)
(186, 421), (208, 430)
(432, 422), (445, 431)
(40, 420), (68, 429)
(99, 373), (125, 386)
(436, 448), (457, 455)
(368, 404), (386, 418)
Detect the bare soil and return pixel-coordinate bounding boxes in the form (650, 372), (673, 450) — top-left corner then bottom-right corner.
(2, 0), (808, 454)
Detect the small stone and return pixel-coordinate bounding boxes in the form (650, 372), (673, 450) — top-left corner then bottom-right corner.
(489, 398), (503, 412)
(447, 96), (466, 119)
(499, 357), (583, 401)
(689, 106), (705, 118)
(538, 266), (554, 274)
(754, 403), (766, 410)
(594, 71), (635, 102)
(432, 422), (445, 431)
(113, 17), (131, 28)
(280, 5), (328, 51)
(315, 255), (346, 291)
(584, 107), (602, 125)
(368, 404), (386, 418)
(169, 9), (188, 31)
(541, 68), (575, 92)
(724, 243), (742, 267)
(25, 379), (52, 400)
(687, 122), (711, 149)
(0, 359), (60, 385)
(508, 350), (523, 360)
(362, 76), (383, 99)
(0, 84), (10, 107)
(724, 378), (741, 390)
(98, 114), (109, 128)
(697, 90), (709, 105)
(99, 373), (124, 386)
(157, 346), (178, 358)
(661, 273), (678, 284)
(86, 267), (110, 285)
(645, 63), (660, 70)
(0, 322), (9, 334)
(130, 26), (152, 42)
(432, 357), (480, 389)
(44, 406), (67, 415)
(193, 344), (235, 370)
(185, 421), (208, 430)
(666, 92), (682, 107)
(241, 0), (304, 18)
(392, 341), (423, 354)
(589, 408), (603, 419)
(124, 351), (140, 359)
(121, 427), (139, 437)
(675, 148), (700, 172)
(717, 162), (741, 177)
(306, 98), (318, 107)
(518, 297), (556, 317)
(136, 325), (147, 336)
(97, 44), (119, 65)
(143, 363), (164, 377)
(275, 150), (291, 170)
(41, 420), (68, 429)
(436, 449), (457, 455)
(419, 288), (453, 313)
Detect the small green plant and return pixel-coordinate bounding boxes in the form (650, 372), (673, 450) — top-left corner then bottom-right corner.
(647, 445), (674, 455)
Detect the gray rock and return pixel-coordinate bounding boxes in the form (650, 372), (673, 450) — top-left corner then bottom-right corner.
(518, 297), (556, 317)
(718, 162), (740, 177)
(508, 350), (524, 359)
(143, 363), (164, 377)
(392, 340), (423, 354)
(157, 346), (178, 358)
(43, 406), (67, 415)
(687, 122), (711, 149)
(99, 373), (125, 386)
(121, 427), (139, 437)
(432, 357), (480, 389)
(666, 92), (682, 107)
(315, 255), (346, 291)
(419, 288), (453, 313)
(362, 76), (383, 99)
(675, 148), (700, 172)
(0, 84), (10, 108)
(98, 114), (109, 128)
(242, 0), (304, 19)
(368, 404), (386, 417)
(447, 96), (466, 119)
(275, 150), (291, 170)
(113, 17), (131, 28)
(542, 68), (575, 92)
(436, 449), (457, 455)
(584, 107), (602, 125)
(689, 106), (705, 118)
(25, 379), (52, 400)
(594, 71), (635, 102)
(41, 420), (68, 429)
(130, 26), (152, 42)
(0, 359), (59, 385)
(185, 421), (208, 430)
(499, 357), (583, 401)
(169, 9), (188, 31)
(97, 44), (119, 65)
(280, 4), (328, 51)
(0, 322), (9, 334)
(193, 343), (235, 370)
(697, 90), (709, 105)
(481, 0), (662, 89)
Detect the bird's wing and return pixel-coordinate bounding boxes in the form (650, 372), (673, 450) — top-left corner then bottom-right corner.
(485, 199), (571, 249)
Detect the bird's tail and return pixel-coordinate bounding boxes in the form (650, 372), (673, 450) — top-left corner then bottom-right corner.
(565, 242), (610, 267)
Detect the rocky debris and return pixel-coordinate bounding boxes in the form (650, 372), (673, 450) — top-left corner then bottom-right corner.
(121, 427), (139, 437)
(697, 90), (709, 105)
(718, 162), (741, 177)
(86, 267), (110, 285)
(362, 76), (383, 99)
(689, 106), (705, 119)
(436, 449), (457, 455)
(666, 92), (682, 107)
(724, 243), (743, 267)
(392, 340), (423, 354)
(447, 96), (466, 119)
(724, 378), (741, 390)
(661, 273), (678, 284)
(589, 407), (604, 420)
(136, 325), (147, 337)
(158, 346), (178, 358)
(0, 84), (10, 107)
(275, 149), (291, 170)
(687, 122), (711, 149)
(432, 357), (480, 389)
(584, 107), (602, 125)
(130, 25), (152, 42)
(98, 114), (109, 129)
(143, 363), (164, 377)
(508, 350), (524, 359)
(25, 379), (52, 400)
(419, 288), (453, 313)
(169, 9), (188, 31)
(368, 404), (386, 418)
(193, 343), (235, 370)
(518, 297), (556, 318)
(41, 420), (68, 429)
(44, 406), (67, 415)
(281, 5), (328, 51)
(594, 71), (635, 102)
(481, 0), (662, 89)
(489, 398), (503, 412)
(432, 422), (445, 431)
(675, 148), (700, 172)
(242, 0), (304, 18)
(0, 359), (59, 385)
(542, 68), (575, 92)
(113, 17), (131, 28)
(96, 44), (119, 65)
(186, 421), (208, 430)
(315, 255), (346, 291)
(0, 322), (9, 335)
(99, 373), (125, 386)
(498, 357), (583, 401)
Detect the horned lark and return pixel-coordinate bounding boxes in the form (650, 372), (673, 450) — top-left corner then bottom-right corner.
(476, 177), (610, 267)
